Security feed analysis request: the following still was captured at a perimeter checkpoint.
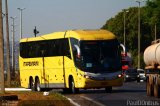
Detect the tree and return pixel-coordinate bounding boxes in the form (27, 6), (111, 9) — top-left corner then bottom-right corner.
(144, 0), (160, 40)
(101, 6), (153, 68)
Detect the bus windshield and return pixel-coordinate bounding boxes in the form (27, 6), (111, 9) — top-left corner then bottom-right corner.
(77, 40), (121, 73)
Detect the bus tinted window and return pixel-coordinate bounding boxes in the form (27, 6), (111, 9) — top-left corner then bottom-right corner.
(70, 38), (81, 65)
(20, 38), (71, 58)
(80, 40), (121, 73)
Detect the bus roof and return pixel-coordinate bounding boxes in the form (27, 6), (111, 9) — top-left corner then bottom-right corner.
(20, 29), (117, 42)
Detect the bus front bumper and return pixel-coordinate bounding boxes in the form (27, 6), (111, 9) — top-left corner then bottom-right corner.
(80, 77), (124, 89)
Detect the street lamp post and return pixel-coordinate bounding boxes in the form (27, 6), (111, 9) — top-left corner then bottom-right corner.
(123, 10), (129, 48)
(17, 8), (25, 39)
(10, 16), (16, 79)
(136, 0), (143, 69)
(2, 13), (5, 40)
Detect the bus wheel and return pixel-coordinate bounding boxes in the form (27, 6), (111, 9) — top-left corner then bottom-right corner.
(154, 82), (160, 98)
(69, 78), (79, 94)
(105, 86), (112, 93)
(29, 78), (35, 91)
(35, 78), (41, 92)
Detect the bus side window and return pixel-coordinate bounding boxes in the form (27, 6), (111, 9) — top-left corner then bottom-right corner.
(20, 42), (28, 58)
(20, 38), (72, 58)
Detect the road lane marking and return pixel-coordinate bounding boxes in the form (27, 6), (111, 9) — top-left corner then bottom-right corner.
(80, 96), (106, 106)
(62, 95), (81, 106)
(67, 97), (81, 106)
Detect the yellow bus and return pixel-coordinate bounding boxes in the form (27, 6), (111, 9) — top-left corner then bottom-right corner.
(19, 29), (123, 93)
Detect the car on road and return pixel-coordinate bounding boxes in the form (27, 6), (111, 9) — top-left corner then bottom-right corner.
(137, 69), (146, 82)
(124, 68), (139, 82)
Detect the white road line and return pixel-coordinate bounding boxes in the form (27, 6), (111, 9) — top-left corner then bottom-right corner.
(80, 96), (106, 106)
(62, 95), (81, 106)
(67, 97), (81, 106)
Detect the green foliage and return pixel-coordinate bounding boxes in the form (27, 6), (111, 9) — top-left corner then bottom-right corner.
(102, 0), (160, 68)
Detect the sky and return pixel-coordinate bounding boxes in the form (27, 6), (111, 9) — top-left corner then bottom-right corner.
(3, 0), (146, 40)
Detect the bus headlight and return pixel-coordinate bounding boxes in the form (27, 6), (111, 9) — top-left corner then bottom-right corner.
(84, 75), (90, 79)
(84, 72), (90, 79)
(84, 75), (93, 79)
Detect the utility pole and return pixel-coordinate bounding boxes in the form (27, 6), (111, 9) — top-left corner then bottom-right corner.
(0, 0), (5, 94)
(10, 17), (16, 79)
(5, 0), (11, 86)
(123, 9), (129, 48)
(155, 23), (157, 41)
(17, 8), (25, 39)
(2, 13), (5, 42)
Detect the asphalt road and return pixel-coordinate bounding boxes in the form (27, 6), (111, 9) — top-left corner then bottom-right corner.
(63, 81), (160, 106)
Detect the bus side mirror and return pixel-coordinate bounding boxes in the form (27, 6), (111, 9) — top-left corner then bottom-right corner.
(74, 45), (81, 58)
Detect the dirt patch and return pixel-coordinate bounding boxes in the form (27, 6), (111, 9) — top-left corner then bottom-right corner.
(0, 92), (73, 106)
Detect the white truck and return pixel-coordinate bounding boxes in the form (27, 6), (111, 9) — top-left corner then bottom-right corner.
(144, 39), (160, 98)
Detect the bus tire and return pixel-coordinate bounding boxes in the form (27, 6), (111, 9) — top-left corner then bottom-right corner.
(35, 78), (41, 92)
(154, 81), (160, 98)
(29, 77), (35, 91)
(69, 78), (79, 94)
(137, 78), (140, 83)
(105, 86), (112, 93)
